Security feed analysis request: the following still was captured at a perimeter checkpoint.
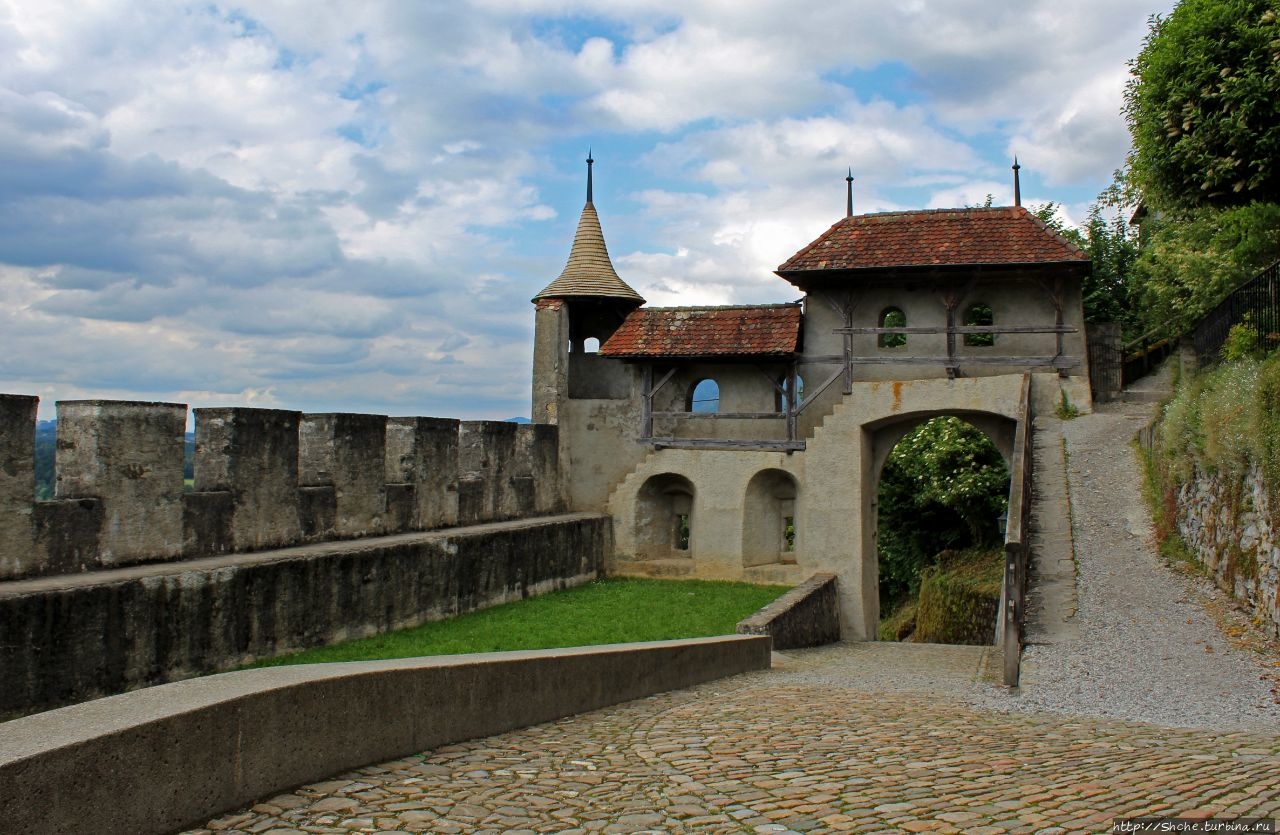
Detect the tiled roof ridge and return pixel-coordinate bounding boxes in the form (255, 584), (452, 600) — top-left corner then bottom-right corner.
(634, 302), (801, 313)
(600, 303), (802, 358)
(777, 204), (1090, 274)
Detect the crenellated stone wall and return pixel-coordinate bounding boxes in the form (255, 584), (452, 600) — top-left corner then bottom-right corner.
(0, 395), (567, 581)
(1174, 463), (1280, 639)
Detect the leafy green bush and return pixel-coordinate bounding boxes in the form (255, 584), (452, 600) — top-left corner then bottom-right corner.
(1221, 316), (1261, 361)
(876, 417), (1009, 609)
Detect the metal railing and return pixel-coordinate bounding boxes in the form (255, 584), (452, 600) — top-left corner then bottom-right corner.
(1000, 373), (1034, 686)
(1192, 260), (1280, 365)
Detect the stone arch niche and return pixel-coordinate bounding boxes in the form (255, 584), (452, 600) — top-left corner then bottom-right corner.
(634, 473), (696, 559)
(742, 468), (799, 567)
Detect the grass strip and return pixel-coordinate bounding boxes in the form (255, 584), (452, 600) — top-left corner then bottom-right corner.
(251, 577), (789, 667)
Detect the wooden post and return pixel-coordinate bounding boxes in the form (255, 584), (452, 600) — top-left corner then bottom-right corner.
(1053, 276), (1067, 377)
(641, 364), (653, 440)
(786, 363), (798, 442)
(842, 305), (854, 395)
(944, 292), (959, 378)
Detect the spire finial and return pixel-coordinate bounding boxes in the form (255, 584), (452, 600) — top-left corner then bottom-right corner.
(845, 168), (855, 218)
(1012, 156), (1022, 207)
(586, 150), (594, 204)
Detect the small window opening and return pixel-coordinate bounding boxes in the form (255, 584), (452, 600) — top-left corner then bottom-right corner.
(688, 379), (720, 413)
(879, 308), (907, 348)
(964, 303), (995, 347)
(584, 336), (600, 353)
(782, 515), (795, 552)
(676, 513), (691, 550)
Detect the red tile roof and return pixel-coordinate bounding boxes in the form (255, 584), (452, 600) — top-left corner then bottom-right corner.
(777, 206), (1090, 276)
(600, 304), (802, 358)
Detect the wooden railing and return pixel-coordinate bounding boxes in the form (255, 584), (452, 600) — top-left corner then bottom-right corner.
(1000, 372), (1034, 686)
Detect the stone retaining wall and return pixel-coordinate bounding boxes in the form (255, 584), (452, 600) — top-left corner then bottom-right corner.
(1173, 463), (1280, 638)
(0, 635), (772, 835)
(0, 513), (610, 716)
(736, 572), (840, 649)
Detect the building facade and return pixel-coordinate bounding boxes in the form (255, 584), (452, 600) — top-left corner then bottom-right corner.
(532, 162), (1091, 636)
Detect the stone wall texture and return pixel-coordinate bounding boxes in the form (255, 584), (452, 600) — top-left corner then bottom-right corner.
(736, 572), (840, 649)
(1175, 462), (1280, 639)
(0, 397), (567, 581)
(0, 514), (609, 717)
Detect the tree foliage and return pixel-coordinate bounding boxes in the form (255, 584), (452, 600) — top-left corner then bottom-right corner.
(1034, 200), (1141, 335)
(1124, 0), (1280, 210)
(1131, 201), (1280, 333)
(877, 417), (1009, 607)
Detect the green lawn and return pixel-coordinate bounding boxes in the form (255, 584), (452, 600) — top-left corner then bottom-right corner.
(251, 577), (789, 667)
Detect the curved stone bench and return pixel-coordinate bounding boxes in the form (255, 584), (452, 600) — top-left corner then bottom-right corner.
(1, 635), (771, 835)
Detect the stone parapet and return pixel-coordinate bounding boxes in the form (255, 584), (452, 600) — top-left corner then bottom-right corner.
(55, 400), (187, 565)
(0, 513), (610, 716)
(0, 633), (768, 835)
(737, 572), (840, 649)
(0, 394), (565, 580)
(0, 395), (37, 579)
(195, 408), (302, 551)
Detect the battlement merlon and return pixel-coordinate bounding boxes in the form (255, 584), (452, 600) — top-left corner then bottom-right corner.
(0, 395), (565, 581)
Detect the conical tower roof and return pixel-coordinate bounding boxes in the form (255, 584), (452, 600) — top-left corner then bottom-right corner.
(533, 156), (645, 304)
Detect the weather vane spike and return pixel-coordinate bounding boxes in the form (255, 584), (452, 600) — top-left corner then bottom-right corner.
(1012, 155), (1022, 207)
(586, 150), (594, 204)
(846, 168), (855, 218)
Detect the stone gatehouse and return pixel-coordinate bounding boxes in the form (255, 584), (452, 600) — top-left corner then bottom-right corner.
(532, 158), (1091, 636)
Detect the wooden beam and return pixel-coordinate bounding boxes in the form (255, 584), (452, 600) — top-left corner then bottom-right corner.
(843, 355), (1081, 368)
(650, 366), (678, 397)
(646, 437), (807, 452)
(796, 365), (845, 415)
(834, 325), (1078, 335)
(651, 411), (786, 420)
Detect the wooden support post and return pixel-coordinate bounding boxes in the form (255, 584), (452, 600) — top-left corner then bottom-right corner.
(641, 364), (653, 440)
(786, 363), (799, 442)
(842, 304), (854, 395)
(944, 292), (959, 379)
(1053, 276), (1067, 378)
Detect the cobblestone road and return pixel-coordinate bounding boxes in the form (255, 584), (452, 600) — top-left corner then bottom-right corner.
(190, 642), (1280, 835)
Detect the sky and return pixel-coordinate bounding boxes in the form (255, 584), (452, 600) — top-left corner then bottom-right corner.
(0, 0), (1174, 422)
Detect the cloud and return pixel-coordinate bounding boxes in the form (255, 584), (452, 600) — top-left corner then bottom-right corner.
(0, 0), (1168, 421)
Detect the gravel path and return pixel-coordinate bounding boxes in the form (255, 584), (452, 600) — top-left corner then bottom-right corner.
(969, 399), (1280, 730)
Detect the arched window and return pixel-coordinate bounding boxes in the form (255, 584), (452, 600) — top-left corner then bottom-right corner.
(879, 308), (907, 348)
(583, 336), (601, 353)
(776, 374), (805, 412)
(688, 379), (720, 413)
(964, 303), (995, 347)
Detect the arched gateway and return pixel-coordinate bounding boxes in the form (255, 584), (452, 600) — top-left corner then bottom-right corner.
(532, 157), (1091, 637)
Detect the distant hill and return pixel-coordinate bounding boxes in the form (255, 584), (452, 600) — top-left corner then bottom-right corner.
(505, 417), (531, 424)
